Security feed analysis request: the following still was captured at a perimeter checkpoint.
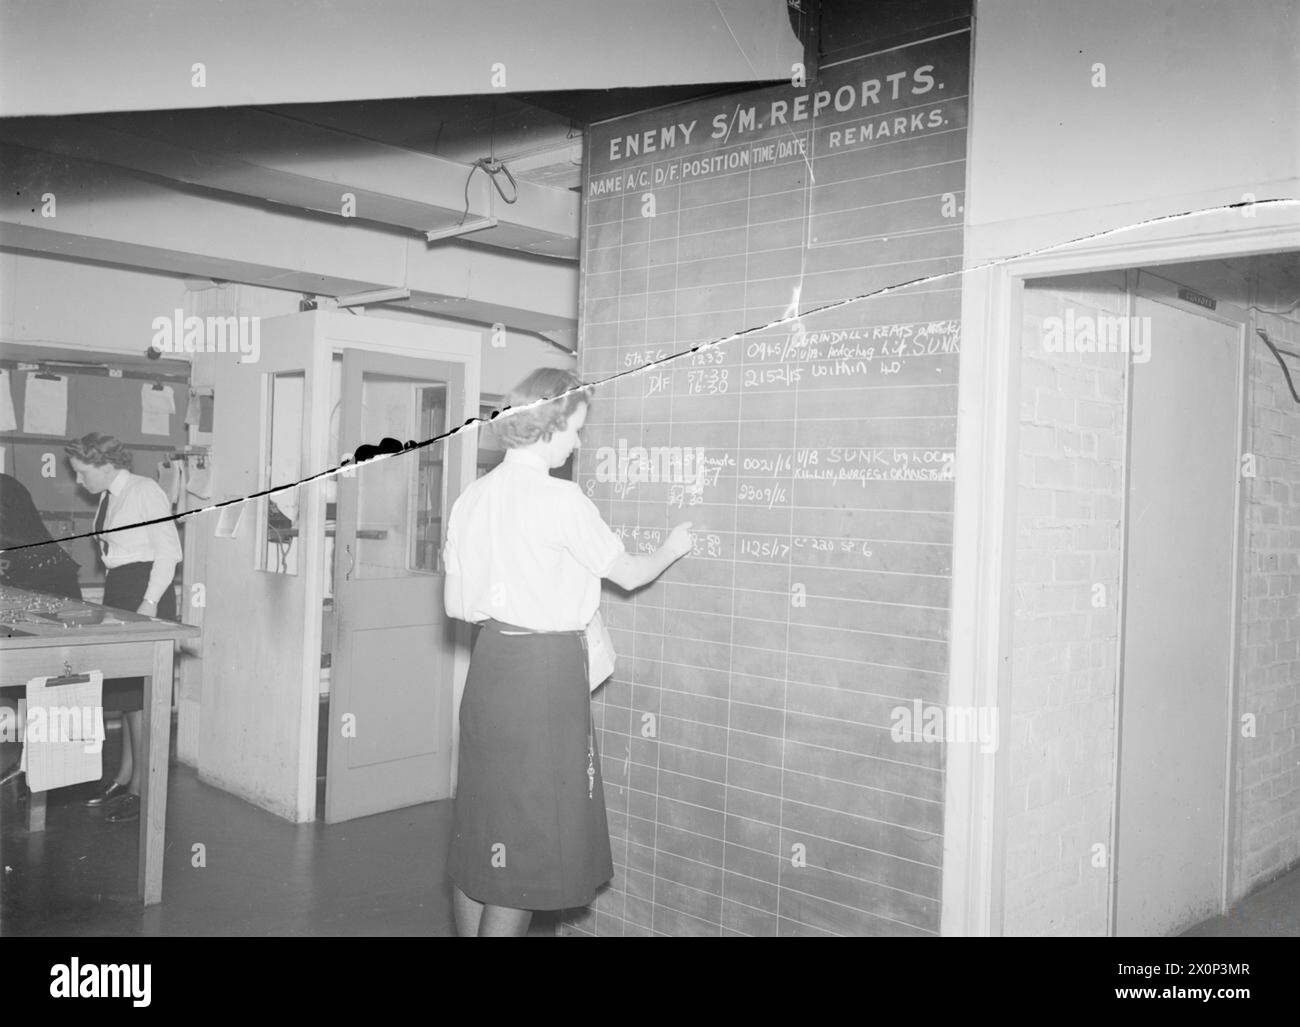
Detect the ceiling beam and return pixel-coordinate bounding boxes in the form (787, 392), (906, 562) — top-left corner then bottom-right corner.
(0, 111), (579, 259)
(0, 144), (576, 332)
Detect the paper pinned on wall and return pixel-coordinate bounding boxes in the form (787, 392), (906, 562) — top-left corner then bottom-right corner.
(0, 369), (17, 431)
(21, 372), (68, 436)
(186, 463), (212, 500)
(19, 671), (105, 792)
(141, 384), (176, 436)
(214, 502), (246, 538)
(156, 460), (182, 505)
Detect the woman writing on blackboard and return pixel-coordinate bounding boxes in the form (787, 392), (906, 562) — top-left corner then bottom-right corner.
(65, 432), (182, 824)
(443, 368), (694, 937)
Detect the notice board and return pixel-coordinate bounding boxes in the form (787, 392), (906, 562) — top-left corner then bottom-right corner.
(572, 15), (972, 935)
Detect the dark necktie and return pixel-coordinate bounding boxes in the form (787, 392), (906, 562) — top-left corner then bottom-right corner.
(94, 492), (109, 558)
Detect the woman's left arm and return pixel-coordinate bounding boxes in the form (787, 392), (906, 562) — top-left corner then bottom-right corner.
(140, 480), (183, 614)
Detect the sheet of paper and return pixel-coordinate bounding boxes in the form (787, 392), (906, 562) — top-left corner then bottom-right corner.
(156, 460), (182, 504)
(186, 463), (212, 500)
(0, 369), (17, 431)
(21, 373), (68, 436)
(141, 383), (176, 436)
(20, 671), (105, 792)
(214, 501), (246, 538)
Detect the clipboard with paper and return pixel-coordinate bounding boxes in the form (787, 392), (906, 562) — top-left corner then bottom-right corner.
(19, 670), (105, 792)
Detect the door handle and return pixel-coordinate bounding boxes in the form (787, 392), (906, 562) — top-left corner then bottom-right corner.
(345, 544), (355, 581)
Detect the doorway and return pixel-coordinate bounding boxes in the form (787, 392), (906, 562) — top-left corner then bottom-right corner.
(1114, 272), (1246, 935)
(320, 349), (466, 822)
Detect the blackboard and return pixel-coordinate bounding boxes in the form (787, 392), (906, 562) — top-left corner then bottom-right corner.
(573, 16), (971, 936)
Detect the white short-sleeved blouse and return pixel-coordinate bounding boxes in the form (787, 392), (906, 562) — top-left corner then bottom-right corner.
(442, 448), (625, 631)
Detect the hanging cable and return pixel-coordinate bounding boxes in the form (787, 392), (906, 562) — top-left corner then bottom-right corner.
(458, 158), (518, 226)
(1255, 327), (1300, 404)
(1252, 294), (1300, 316)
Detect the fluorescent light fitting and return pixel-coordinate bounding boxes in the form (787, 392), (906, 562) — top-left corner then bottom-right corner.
(425, 216), (499, 243)
(336, 287), (411, 308)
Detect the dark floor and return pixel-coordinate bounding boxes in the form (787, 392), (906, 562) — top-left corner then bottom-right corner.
(0, 720), (555, 936)
(1183, 866), (1300, 936)
(2, 720), (1294, 936)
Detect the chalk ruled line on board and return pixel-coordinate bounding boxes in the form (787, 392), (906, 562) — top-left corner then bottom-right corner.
(611, 847), (939, 934)
(602, 732), (944, 813)
(613, 836), (941, 917)
(597, 498), (956, 516)
(601, 682), (951, 734)
(583, 245), (963, 281)
(624, 608), (951, 644)
(584, 262), (962, 293)
(627, 713), (947, 776)
(617, 806), (942, 887)
(612, 844), (939, 936)
(606, 674), (950, 727)
(605, 724), (940, 787)
(606, 670), (951, 722)
(587, 225), (961, 263)
(586, 170), (967, 240)
(607, 565), (952, 588)
(620, 653), (950, 688)
(585, 291), (972, 319)
(717, 189), (744, 919)
(604, 649), (947, 689)
(598, 697), (948, 777)
(585, 149), (971, 233)
(585, 174), (972, 245)
(613, 832), (940, 928)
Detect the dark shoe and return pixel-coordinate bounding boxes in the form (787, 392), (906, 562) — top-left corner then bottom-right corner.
(84, 781), (129, 807)
(105, 793), (140, 823)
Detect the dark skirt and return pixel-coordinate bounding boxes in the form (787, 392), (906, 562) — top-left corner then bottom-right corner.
(449, 621), (613, 911)
(102, 562), (177, 713)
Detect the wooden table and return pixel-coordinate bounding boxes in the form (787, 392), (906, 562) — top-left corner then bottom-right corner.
(0, 586), (199, 905)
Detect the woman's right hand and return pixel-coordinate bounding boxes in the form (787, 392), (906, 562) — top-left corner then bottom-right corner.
(665, 521), (695, 559)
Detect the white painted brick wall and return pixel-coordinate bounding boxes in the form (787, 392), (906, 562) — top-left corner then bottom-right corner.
(1005, 274), (1127, 936)
(1235, 308), (1300, 896)
(1006, 279), (1300, 932)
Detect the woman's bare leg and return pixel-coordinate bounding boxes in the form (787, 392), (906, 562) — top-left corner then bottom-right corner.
(453, 884), (484, 937)
(112, 713), (133, 788)
(125, 711), (144, 792)
(453, 884), (531, 936)
(478, 904), (532, 937)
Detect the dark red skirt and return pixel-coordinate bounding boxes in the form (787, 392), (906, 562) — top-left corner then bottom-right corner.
(448, 621), (612, 911)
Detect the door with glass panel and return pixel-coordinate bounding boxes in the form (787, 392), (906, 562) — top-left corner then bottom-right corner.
(326, 349), (467, 822)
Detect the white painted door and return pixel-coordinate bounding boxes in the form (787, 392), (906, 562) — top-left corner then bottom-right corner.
(1116, 293), (1241, 935)
(203, 314), (331, 821)
(325, 349), (468, 822)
